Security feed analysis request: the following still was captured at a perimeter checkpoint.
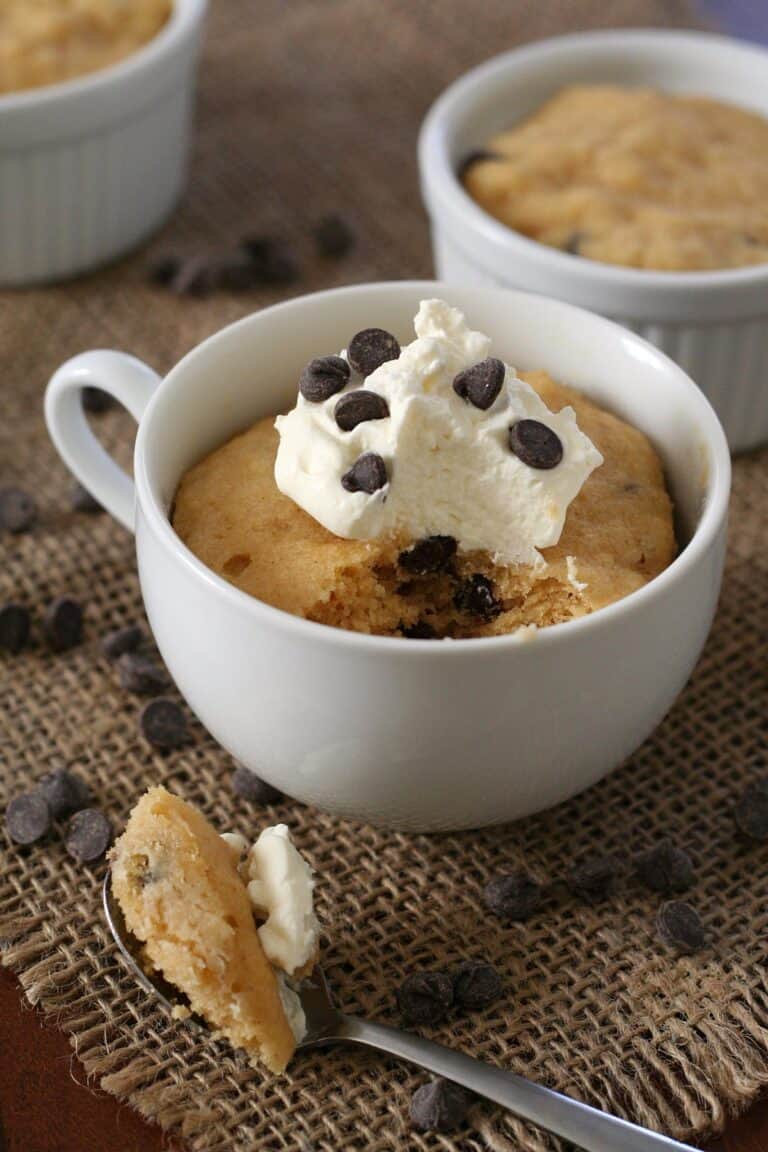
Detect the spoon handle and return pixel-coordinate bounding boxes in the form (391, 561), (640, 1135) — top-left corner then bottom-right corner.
(338, 1015), (696, 1152)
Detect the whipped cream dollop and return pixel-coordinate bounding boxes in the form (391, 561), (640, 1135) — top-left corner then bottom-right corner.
(221, 824), (319, 1042)
(275, 299), (603, 566)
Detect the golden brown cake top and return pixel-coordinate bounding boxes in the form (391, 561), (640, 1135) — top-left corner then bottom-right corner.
(0, 0), (173, 95)
(463, 85), (768, 271)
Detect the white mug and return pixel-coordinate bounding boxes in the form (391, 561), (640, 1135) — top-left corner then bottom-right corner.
(45, 282), (731, 831)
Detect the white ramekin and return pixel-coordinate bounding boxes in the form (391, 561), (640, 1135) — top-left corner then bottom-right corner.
(0, 0), (207, 286)
(44, 282), (730, 831)
(419, 30), (768, 454)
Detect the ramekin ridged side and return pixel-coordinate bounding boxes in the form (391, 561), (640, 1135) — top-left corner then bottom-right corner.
(0, 0), (207, 286)
(420, 30), (768, 454)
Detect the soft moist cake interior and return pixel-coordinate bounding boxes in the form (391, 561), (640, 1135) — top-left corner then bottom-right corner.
(171, 371), (676, 639)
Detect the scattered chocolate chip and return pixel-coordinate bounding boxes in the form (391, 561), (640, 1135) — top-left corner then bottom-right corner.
(70, 482), (103, 514)
(341, 452), (388, 494)
(5, 792), (51, 846)
(410, 1079), (472, 1133)
(457, 148), (503, 179)
(0, 603), (31, 653)
(401, 620), (437, 640)
(398, 535), (457, 576)
(656, 900), (707, 954)
(117, 652), (167, 696)
(65, 807), (113, 863)
(0, 487), (36, 534)
(398, 971), (453, 1027)
(452, 962), (502, 1010)
(334, 389), (390, 431)
(734, 778), (768, 841)
(232, 766), (283, 805)
(564, 231), (586, 255)
(454, 574), (502, 621)
(167, 255), (218, 297)
(148, 255), (181, 286)
(312, 213), (355, 259)
(509, 420), (563, 470)
(634, 840), (694, 895)
(38, 769), (92, 821)
(217, 249), (259, 292)
(100, 624), (143, 661)
(82, 387), (116, 414)
(452, 358), (505, 410)
(569, 853), (625, 903)
(347, 328), (400, 376)
(44, 597), (83, 652)
(239, 236), (300, 286)
(139, 698), (187, 749)
(483, 871), (542, 921)
(299, 355), (351, 402)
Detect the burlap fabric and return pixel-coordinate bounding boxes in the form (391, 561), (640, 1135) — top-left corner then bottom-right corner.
(2, 2), (768, 1149)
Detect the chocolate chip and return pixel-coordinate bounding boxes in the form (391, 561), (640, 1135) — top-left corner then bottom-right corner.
(335, 390), (390, 431)
(410, 1079), (472, 1133)
(509, 420), (563, 470)
(452, 962), (502, 1010)
(453, 574), (502, 621)
(38, 769), (92, 821)
(299, 355), (351, 402)
(347, 328), (400, 376)
(148, 255), (181, 286)
(656, 900), (707, 954)
(0, 603), (31, 654)
(401, 621), (437, 640)
(634, 840), (694, 895)
(5, 792), (51, 846)
(65, 808), (113, 863)
(70, 483), (103, 514)
(564, 231), (586, 255)
(457, 148), (503, 179)
(217, 249), (259, 292)
(168, 255), (218, 297)
(568, 853), (625, 903)
(452, 358), (505, 410)
(734, 778), (768, 841)
(312, 213), (355, 259)
(232, 766), (283, 805)
(82, 387), (116, 414)
(398, 535), (457, 575)
(0, 487), (36, 534)
(341, 452), (388, 494)
(100, 624), (143, 661)
(139, 698), (187, 749)
(483, 871), (542, 921)
(239, 236), (300, 286)
(44, 597), (83, 652)
(398, 971), (453, 1027)
(117, 653), (167, 696)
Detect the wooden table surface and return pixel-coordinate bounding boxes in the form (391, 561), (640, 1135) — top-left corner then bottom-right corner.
(1, 968), (766, 1152)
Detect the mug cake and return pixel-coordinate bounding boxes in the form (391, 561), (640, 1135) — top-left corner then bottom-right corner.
(173, 299), (675, 639)
(0, 0), (173, 94)
(462, 85), (768, 272)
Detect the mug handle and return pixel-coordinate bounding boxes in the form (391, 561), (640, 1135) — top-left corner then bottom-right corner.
(45, 351), (161, 533)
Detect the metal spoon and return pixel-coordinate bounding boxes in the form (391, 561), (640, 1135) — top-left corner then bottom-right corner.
(104, 873), (697, 1152)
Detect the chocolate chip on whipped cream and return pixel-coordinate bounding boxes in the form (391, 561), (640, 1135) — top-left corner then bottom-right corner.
(347, 327), (400, 375)
(341, 452), (388, 494)
(508, 419), (564, 470)
(452, 356), (505, 410)
(334, 390), (390, 431)
(299, 355), (350, 403)
(274, 299), (603, 567)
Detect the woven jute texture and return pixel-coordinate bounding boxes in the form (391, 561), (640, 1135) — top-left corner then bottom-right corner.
(2, 2), (768, 1150)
